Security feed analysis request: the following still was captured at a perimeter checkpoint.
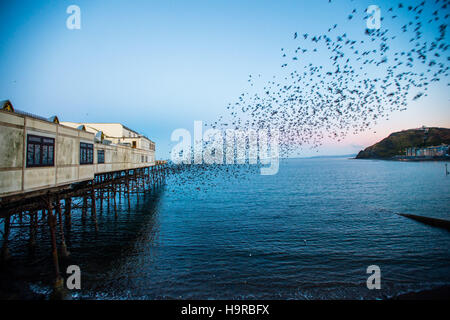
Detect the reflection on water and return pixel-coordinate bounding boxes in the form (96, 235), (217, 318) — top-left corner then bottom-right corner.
(1, 158), (450, 299)
(0, 187), (165, 299)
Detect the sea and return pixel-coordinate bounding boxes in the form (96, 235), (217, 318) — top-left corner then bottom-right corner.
(1, 157), (450, 299)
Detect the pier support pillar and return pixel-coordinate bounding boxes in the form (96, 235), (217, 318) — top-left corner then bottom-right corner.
(152, 167), (155, 187)
(91, 183), (99, 232)
(107, 185), (110, 211)
(126, 172), (131, 210)
(100, 187), (104, 211)
(82, 196), (88, 219)
(136, 171), (140, 203)
(56, 199), (69, 258)
(29, 211), (37, 250)
(1, 215), (11, 262)
(47, 201), (63, 290)
(91, 184), (97, 218)
(113, 184), (117, 217)
(64, 198), (72, 228)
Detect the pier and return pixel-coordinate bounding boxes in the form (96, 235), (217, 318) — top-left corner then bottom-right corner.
(0, 101), (168, 292)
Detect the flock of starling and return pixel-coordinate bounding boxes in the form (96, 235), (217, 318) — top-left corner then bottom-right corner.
(216, 0), (449, 158)
(167, 0), (449, 188)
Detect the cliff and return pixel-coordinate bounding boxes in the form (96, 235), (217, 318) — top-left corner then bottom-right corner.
(355, 127), (450, 159)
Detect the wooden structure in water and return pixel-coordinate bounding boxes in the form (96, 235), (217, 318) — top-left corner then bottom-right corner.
(398, 213), (450, 232)
(0, 100), (168, 291)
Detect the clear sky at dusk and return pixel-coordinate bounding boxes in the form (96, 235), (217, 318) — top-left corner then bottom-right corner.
(0, 0), (449, 159)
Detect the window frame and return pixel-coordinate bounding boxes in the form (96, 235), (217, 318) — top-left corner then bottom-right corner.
(26, 134), (55, 168)
(97, 149), (105, 164)
(80, 142), (94, 165)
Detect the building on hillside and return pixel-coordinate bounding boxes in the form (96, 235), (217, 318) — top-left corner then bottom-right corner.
(404, 145), (449, 157)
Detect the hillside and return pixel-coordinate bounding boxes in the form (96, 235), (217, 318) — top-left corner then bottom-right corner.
(356, 127), (450, 159)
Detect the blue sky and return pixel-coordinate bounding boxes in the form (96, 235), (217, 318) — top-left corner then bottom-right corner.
(0, 0), (449, 158)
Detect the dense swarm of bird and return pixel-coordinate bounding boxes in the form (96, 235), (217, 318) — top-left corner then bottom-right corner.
(162, 161), (265, 196)
(215, 0), (449, 158)
(167, 0), (449, 189)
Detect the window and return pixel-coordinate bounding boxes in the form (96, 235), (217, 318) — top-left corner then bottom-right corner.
(27, 135), (55, 167)
(97, 150), (105, 164)
(132, 141), (137, 148)
(80, 142), (93, 165)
